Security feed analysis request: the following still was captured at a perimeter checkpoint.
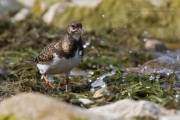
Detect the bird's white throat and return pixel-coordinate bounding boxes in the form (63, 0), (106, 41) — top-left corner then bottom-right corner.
(72, 34), (80, 40)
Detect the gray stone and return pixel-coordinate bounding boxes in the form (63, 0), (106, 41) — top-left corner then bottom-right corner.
(43, 2), (67, 24)
(144, 39), (167, 52)
(0, 93), (179, 120)
(89, 99), (180, 120)
(146, 0), (172, 6)
(68, 0), (102, 7)
(0, 93), (108, 120)
(42, 0), (102, 24)
(11, 8), (30, 22)
(0, 68), (6, 81)
(126, 56), (180, 84)
(78, 98), (94, 105)
(139, 56), (180, 73)
(16, 0), (35, 7)
(0, 0), (22, 18)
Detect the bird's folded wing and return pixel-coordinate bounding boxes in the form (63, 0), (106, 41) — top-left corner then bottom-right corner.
(34, 43), (57, 63)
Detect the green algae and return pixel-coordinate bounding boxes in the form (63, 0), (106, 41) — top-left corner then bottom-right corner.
(30, 0), (180, 49)
(72, 116), (89, 120)
(51, 0), (180, 45)
(133, 116), (158, 120)
(0, 114), (29, 120)
(53, 0), (130, 30)
(0, 13), (179, 112)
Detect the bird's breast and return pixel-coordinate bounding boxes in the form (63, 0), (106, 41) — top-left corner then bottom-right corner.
(37, 50), (82, 75)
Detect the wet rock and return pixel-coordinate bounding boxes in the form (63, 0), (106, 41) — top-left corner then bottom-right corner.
(127, 56), (180, 74)
(91, 70), (116, 89)
(144, 39), (168, 52)
(42, 0), (102, 24)
(126, 56), (180, 88)
(0, 68), (6, 81)
(146, 0), (171, 6)
(16, 0), (35, 7)
(139, 56), (180, 73)
(92, 87), (109, 99)
(78, 98), (94, 105)
(166, 50), (180, 59)
(11, 8), (30, 22)
(43, 2), (67, 24)
(140, 56), (180, 89)
(0, 93), (73, 120)
(0, 93), (179, 120)
(91, 71), (114, 99)
(17, 0), (47, 13)
(146, 49), (180, 59)
(68, 0), (102, 7)
(93, 88), (105, 99)
(89, 99), (180, 120)
(0, 93), (107, 120)
(0, 0), (22, 18)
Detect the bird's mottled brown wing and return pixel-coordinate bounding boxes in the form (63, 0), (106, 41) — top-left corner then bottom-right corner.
(34, 43), (57, 63)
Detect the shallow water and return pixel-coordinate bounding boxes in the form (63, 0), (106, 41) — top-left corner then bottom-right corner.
(91, 70), (116, 88)
(147, 49), (180, 59)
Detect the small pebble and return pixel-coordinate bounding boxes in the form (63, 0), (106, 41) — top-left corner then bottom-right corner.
(78, 98), (94, 105)
(93, 88), (105, 99)
(0, 68), (6, 81)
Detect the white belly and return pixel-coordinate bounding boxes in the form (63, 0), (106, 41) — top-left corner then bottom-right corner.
(37, 51), (81, 75)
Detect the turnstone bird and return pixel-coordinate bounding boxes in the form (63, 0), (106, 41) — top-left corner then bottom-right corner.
(34, 21), (84, 90)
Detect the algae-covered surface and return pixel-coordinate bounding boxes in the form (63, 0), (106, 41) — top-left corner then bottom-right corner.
(0, 0), (180, 110)
(0, 17), (179, 109)
(0, 114), (29, 120)
(53, 0), (180, 45)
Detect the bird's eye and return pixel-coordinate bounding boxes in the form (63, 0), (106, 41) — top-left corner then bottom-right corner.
(71, 25), (76, 28)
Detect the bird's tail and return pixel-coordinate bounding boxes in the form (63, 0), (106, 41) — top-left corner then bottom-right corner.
(25, 57), (37, 63)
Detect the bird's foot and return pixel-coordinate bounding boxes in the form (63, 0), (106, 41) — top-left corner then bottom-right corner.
(46, 80), (55, 89)
(65, 84), (68, 92)
(41, 74), (55, 89)
(65, 73), (70, 92)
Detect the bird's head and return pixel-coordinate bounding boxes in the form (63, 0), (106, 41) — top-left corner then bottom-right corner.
(67, 21), (83, 40)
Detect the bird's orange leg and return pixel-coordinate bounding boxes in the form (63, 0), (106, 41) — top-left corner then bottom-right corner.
(41, 73), (55, 89)
(65, 73), (70, 92)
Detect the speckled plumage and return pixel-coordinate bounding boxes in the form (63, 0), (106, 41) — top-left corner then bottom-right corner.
(34, 35), (84, 63)
(33, 21), (84, 90)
